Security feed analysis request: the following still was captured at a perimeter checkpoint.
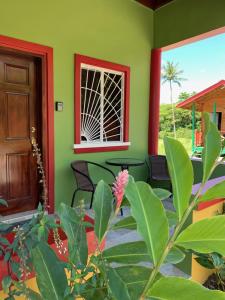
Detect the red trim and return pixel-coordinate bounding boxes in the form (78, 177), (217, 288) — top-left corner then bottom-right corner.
(0, 35), (54, 213)
(74, 54), (130, 153)
(197, 198), (224, 211)
(148, 49), (162, 155)
(74, 145), (129, 154)
(177, 80), (225, 109)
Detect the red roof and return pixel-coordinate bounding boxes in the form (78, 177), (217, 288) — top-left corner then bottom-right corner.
(176, 80), (225, 110)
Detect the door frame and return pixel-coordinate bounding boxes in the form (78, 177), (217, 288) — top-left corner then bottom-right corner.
(0, 34), (54, 213)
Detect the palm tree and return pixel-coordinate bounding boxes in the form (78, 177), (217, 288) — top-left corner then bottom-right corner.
(162, 61), (186, 138)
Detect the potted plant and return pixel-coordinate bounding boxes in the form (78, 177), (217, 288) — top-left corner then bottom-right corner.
(1, 113), (225, 299)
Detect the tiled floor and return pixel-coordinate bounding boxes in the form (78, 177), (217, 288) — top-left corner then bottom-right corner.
(86, 200), (189, 278)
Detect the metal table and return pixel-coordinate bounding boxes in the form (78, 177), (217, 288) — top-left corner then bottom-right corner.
(105, 158), (144, 171)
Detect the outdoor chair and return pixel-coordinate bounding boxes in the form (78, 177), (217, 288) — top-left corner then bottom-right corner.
(147, 155), (172, 193)
(71, 160), (118, 210)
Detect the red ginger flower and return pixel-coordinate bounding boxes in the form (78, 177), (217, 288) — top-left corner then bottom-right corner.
(113, 170), (129, 209)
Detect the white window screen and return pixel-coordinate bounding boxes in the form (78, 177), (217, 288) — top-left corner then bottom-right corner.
(80, 64), (124, 144)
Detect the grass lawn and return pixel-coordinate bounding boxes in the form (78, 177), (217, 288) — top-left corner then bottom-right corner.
(158, 137), (192, 155)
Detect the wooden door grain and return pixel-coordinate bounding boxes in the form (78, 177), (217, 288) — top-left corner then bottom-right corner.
(0, 52), (40, 215)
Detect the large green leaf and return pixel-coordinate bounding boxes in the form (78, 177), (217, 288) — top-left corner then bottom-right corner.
(148, 276), (225, 299)
(107, 267), (131, 300)
(112, 216), (136, 231)
(199, 180), (225, 202)
(26, 289), (43, 300)
(113, 210), (178, 230)
(153, 188), (171, 200)
(176, 215), (225, 256)
(93, 180), (113, 243)
(202, 113), (222, 183)
(125, 180), (169, 265)
(102, 241), (149, 264)
(102, 241), (184, 265)
(164, 137), (193, 221)
(59, 203), (88, 265)
(166, 210), (178, 227)
(31, 242), (67, 300)
(108, 266), (160, 300)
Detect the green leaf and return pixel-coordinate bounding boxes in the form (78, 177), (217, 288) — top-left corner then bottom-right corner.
(199, 180), (225, 202)
(166, 246), (185, 264)
(0, 222), (12, 232)
(102, 241), (184, 265)
(164, 137), (193, 221)
(93, 180), (113, 243)
(115, 266), (162, 300)
(125, 180), (169, 265)
(195, 255), (215, 269)
(2, 276), (12, 293)
(59, 203), (88, 265)
(31, 242), (67, 300)
(26, 289), (42, 300)
(165, 210), (178, 227)
(148, 276), (225, 299)
(112, 216), (136, 231)
(0, 198), (8, 207)
(202, 113), (222, 183)
(153, 188), (171, 200)
(107, 267), (131, 300)
(102, 241), (150, 264)
(176, 215), (225, 256)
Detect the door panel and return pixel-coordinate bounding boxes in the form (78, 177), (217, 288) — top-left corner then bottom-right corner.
(0, 52), (39, 215)
(7, 93), (30, 139)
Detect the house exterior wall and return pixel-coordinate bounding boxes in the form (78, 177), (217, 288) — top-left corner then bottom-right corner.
(154, 0), (225, 49)
(0, 0), (153, 209)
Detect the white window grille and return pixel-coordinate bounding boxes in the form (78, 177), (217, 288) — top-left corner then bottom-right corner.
(80, 64), (125, 145)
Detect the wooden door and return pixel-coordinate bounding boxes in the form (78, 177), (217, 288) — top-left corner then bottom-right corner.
(0, 51), (40, 215)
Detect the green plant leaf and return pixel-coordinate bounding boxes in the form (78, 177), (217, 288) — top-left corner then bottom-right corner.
(153, 188), (171, 200)
(2, 276), (12, 293)
(176, 215), (225, 256)
(202, 113), (222, 183)
(59, 203), (88, 265)
(148, 276), (225, 299)
(26, 289), (43, 300)
(125, 180), (169, 265)
(0, 198), (8, 207)
(166, 246), (185, 264)
(164, 136), (193, 221)
(115, 266), (161, 299)
(107, 267), (131, 300)
(93, 180), (113, 243)
(199, 180), (225, 202)
(195, 255), (215, 269)
(165, 210), (178, 227)
(102, 241), (184, 265)
(112, 216), (136, 231)
(0, 222), (11, 232)
(102, 241), (150, 264)
(31, 242), (67, 300)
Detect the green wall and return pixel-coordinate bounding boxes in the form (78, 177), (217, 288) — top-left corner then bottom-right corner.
(0, 0), (153, 209)
(154, 0), (225, 49)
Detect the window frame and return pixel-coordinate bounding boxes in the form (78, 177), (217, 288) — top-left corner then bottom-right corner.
(74, 54), (130, 153)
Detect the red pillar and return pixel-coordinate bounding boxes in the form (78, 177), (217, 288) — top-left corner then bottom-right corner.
(148, 48), (162, 155)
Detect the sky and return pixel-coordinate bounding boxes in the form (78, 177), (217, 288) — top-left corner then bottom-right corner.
(161, 32), (225, 104)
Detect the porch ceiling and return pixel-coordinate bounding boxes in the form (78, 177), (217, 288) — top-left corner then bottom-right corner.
(136, 0), (174, 10)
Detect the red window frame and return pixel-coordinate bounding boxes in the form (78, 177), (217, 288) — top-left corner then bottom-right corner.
(74, 54), (130, 154)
